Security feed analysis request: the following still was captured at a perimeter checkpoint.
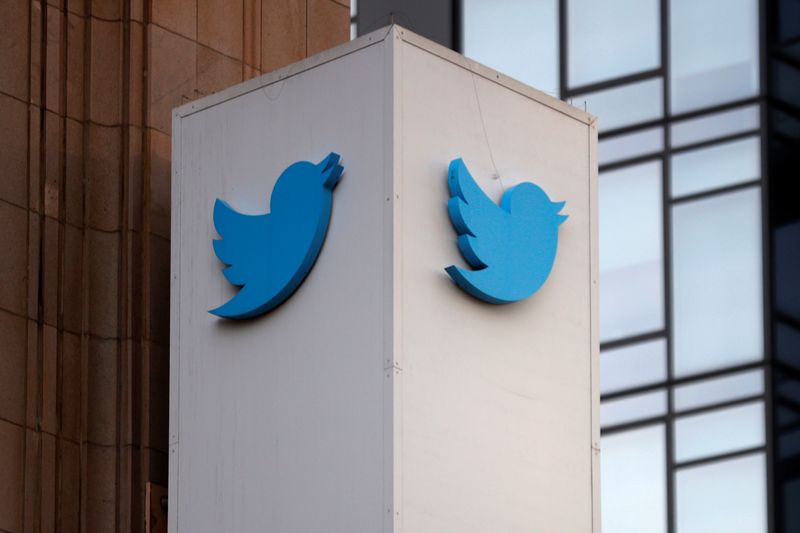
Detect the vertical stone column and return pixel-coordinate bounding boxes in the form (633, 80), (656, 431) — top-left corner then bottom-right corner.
(0, 1), (349, 532)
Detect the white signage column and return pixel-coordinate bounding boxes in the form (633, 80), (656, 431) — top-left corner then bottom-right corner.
(170, 25), (599, 533)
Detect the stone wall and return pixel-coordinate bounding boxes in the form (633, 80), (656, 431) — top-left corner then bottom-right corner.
(0, 1), (349, 531)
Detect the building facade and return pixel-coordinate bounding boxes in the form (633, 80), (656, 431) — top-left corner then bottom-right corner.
(0, 1), (348, 532)
(353, 0), (800, 531)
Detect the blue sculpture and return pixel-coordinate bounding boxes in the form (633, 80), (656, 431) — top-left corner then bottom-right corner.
(445, 158), (567, 304)
(210, 153), (344, 319)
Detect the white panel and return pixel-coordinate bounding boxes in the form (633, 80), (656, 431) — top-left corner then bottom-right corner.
(398, 34), (597, 532)
(172, 27), (598, 533)
(172, 37), (392, 533)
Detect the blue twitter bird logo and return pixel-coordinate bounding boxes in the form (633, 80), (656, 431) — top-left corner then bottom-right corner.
(445, 158), (567, 304)
(210, 153), (344, 319)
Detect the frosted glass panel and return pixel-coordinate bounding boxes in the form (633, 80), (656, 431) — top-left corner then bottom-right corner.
(670, 0), (759, 113)
(674, 402), (765, 462)
(601, 425), (667, 533)
(601, 390), (668, 427)
(463, 0), (559, 95)
(601, 339), (667, 394)
(672, 187), (763, 377)
(600, 162), (664, 342)
(674, 369), (764, 411)
(671, 105), (760, 148)
(575, 78), (663, 131)
(671, 136), (761, 198)
(599, 128), (663, 165)
(676, 454), (766, 533)
(568, 0), (660, 87)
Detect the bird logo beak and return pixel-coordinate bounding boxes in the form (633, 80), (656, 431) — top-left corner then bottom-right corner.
(552, 200), (568, 225)
(317, 152), (344, 189)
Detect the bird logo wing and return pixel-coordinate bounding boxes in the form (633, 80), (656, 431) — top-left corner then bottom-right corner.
(446, 158), (509, 270)
(211, 199), (270, 288)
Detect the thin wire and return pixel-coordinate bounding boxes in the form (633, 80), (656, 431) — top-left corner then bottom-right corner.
(469, 70), (505, 192)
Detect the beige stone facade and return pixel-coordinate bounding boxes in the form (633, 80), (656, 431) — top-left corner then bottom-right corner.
(0, 1), (349, 531)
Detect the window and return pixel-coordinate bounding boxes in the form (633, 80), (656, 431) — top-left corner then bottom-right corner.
(598, 128), (663, 165)
(463, 0), (559, 95)
(573, 77), (663, 131)
(670, 105), (760, 148)
(601, 426), (667, 533)
(670, 0), (760, 113)
(674, 401), (765, 462)
(568, 0), (660, 87)
(599, 162), (664, 342)
(671, 187), (763, 377)
(671, 136), (761, 198)
(601, 338), (667, 394)
(675, 454), (767, 533)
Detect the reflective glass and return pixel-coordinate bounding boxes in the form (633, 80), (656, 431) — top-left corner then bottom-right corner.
(601, 390), (667, 427)
(674, 401), (765, 462)
(670, 105), (760, 148)
(601, 425), (667, 533)
(601, 339), (667, 394)
(350, 22), (357, 40)
(674, 369), (764, 412)
(463, 0), (559, 95)
(671, 136), (761, 198)
(676, 453), (766, 533)
(350, 0), (357, 17)
(598, 128), (663, 166)
(670, 0), (759, 113)
(672, 187), (763, 377)
(568, 0), (660, 87)
(573, 78), (663, 131)
(599, 162), (664, 342)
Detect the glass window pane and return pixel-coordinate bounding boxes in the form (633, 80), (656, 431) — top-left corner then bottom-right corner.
(599, 128), (663, 166)
(674, 369), (764, 412)
(676, 453), (766, 533)
(350, 22), (357, 40)
(350, 0), (357, 17)
(670, 105), (760, 148)
(670, 0), (759, 113)
(601, 390), (667, 427)
(601, 339), (667, 394)
(672, 187), (763, 377)
(600, 162), (664, 342)
(601, 425), (667, 533)
(671, 136), (761, 198)
(568, 0), (660, 87)
(674, 401), (765, 462)
(574, 78), (663, 131)
(463, 0), (559, 95)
